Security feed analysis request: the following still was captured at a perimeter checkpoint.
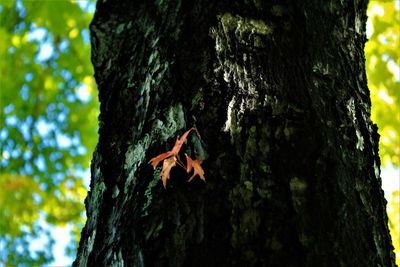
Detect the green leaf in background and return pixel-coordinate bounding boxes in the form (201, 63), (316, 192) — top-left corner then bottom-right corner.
(366, 1), (400, 265)
(366, 1), (400, 167)
(0, 0), (98, 265)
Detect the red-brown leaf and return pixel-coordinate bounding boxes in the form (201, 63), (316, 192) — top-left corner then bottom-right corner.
(148, 128), (198, 188)
(148, 151), (172, 169)
(185, 154), (205, 182)
(161, 157), (176, 188)
(170, 128), (193, 156)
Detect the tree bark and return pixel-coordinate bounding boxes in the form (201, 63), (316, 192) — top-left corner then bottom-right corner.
(74, 1), (395, 266)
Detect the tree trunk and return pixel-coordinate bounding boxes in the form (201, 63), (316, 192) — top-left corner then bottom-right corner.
(74, 1), (395, 266)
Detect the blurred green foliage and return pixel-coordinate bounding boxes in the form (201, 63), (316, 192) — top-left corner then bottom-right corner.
(366, 1), (399, 167)
(0, 0), (398, 266)
(365, 1), (400, 264)
(0, 0), (97, 265)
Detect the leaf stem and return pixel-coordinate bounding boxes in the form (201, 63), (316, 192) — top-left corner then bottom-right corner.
(176, 157), (187, 170)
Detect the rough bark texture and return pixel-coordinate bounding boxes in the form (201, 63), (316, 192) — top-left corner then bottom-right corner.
(74, 1), (395, 266)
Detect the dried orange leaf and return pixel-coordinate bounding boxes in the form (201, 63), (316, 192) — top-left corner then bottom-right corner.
(148, 128), (199, 188)
(185, 154), (205, 182)
(148, 151), (172, 169)
(170, 128), (193, 156)
(161, 157), (177, 188)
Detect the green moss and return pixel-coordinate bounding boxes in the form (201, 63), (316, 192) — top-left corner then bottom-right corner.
(110, 250), (125, 267)
(245, 138), (257, 159)
(141, 169), (161, 216)
(149, 103), (186, 143)
(289, 176), (307, 212)
(124, 134), (151, 192)
(242, 209), (260, 231)
(248, 19), (272, 35)
(289, 176), (307, 193)
(284, 127), (291, 138)
(299, 232), (311, 247)
(274, 127), (282, 138)
(231, 184), (254, 208)
(193, 135), (208, 160)
(116, 23), (125, 34)
(112, 185), (120, 199)
(244, 126), (258, 159)
(94, 181), (106, 199)
(148, 50), (159, 66)
(219, 13), (272, 36)
(244, 180), (253, 191)
(260, 164), (270, 173)
(161, 103), (186, 140)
